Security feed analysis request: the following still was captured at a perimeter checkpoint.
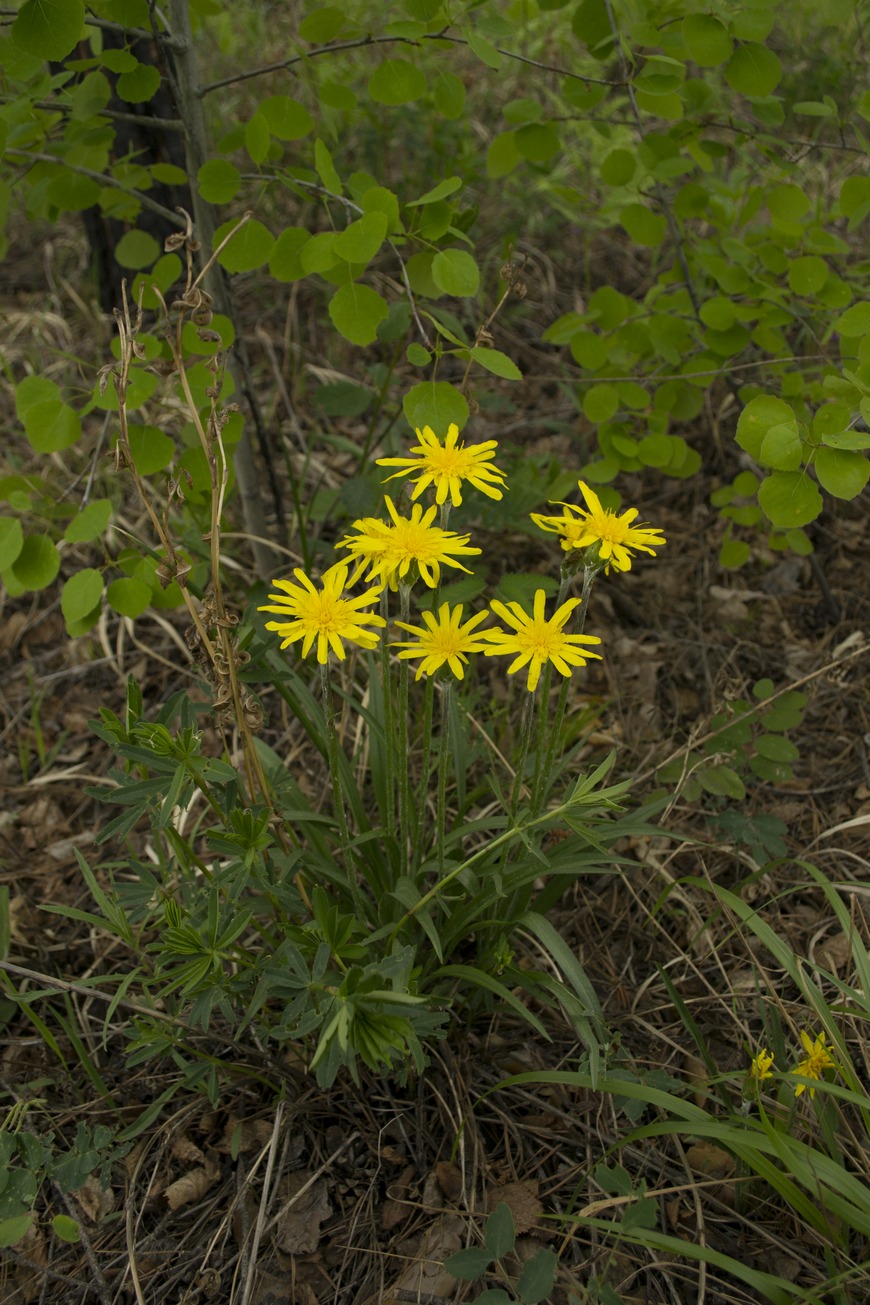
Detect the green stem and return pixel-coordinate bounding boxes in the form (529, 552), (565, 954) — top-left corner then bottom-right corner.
(435, 679), (452, 877)
(510, 690), (536, 817)
(415, 673), (436, 871)
(320, 662), (367, 922)
(379, 588), (396, 843)
(535, 566), (597, 814)
(397, 583), (413, 876)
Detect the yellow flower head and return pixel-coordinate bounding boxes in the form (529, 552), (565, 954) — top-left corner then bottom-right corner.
(531, 480), (666, 573)
(792, 1031), (837, 1099)
(377, 423), (507, 507)
(392, 602), (491, 680)
(258, 563), (385, 664)
(749, 1047), (775, 1084)
(482, 589), (602, 692)
(336, 495), (480, 589)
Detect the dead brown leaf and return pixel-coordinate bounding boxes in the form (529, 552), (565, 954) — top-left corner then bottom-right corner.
(434, 1160), (463, 1204)
(378, 1212), (463, 1305)
(275, 1172), (331, 1256)
(381, 1164), (415, 1231)
(72, 1172), (114, 1224)
(171, 1135), (207, 1166)
(164, 1155), (220, 1210)
(486, 1179), (543, 1235)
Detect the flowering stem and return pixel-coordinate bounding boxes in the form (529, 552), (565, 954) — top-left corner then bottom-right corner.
(535, 567), (596, 814)
(379, 589), (396, 843)
(510, 690), (536, 817)
(397, 583), (413, 876)
(415, 673), (436, 869)
(320, 662), (367, 922)
(436, 679), (452, 877)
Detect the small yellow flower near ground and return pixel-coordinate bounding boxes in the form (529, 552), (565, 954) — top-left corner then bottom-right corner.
(749, 1047), (775, 1084)
(377, 423), (507, 507)
(336, 495), (481, 589)
(258, 563), (385, 663)
(792, 1031), (837, 1098)
(482, 590), (602, 692)
(531, 480), (666, 573)
(392, 602), (492, 680)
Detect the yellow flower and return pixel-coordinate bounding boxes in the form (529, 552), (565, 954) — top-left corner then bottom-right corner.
(258, 563), (385, 663)
(749, 1047), (775, 1084)
(482, 590), (602, 692)
(336, 495), (480, 589)
(792, 1031), (837, 1099)
(531, 480), (666, 573)
(377, 423), (507, 507)
(392, 602), (492, 680)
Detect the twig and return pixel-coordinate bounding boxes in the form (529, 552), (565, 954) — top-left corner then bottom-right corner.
(4, 149), (185, 227)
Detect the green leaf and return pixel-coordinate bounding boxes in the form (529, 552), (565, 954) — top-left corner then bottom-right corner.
(15, 376), (59, 421)
(65, 499), (112, 543)
(814, 447), (870, 499)
(51, 1214), (81, 1244)
(486, 130), (521, 178)
(484, 1203), (515, 1259)
(313, 382), (372, 417)
(408, 176), (463, 207)
(314, 138), (342, 194)
(361, 185), (401, 232)
(23, 399), (81, 454)
(0, 518), (24, 570)
(328, 283), (389, 345)
(516, 1247), (558, 1303)
(584, 384), (619, 423)
(244, 111), (270, 164)
(515, 123), (560, 163)
(682, 14), (732, 67)
(767, 183), (810, 224)
(197, 160), (241, 204)
(126, 425), (174, 475)
(114, 230), (160, 270)
(333, 212), (388, 264)
(299, 5), (346, 41)
(600, 148), (636, 185)
(116, 62), (161, 104)
(788, 255), (828, 296)
(269, 227), (311, 281)
(759, 421), (802, 471)
(407, 343), (431, 366)
(62, 569), (103, 629)
(368, 59), (426, 105)
(403, 381), (469, 432)
(735, 395), (794, 460)
(724, 43), (782, 97)
(214, 219), (274, 273)
(834, 302), (870, 337)
(444, 1246), (493, 1278)
(434, 70), (465, 119)
(469, 347), (521, 380)
(755, 735), (799, 763)
(0, 1214), (34, 1249)
(107, 577), (152, 619)
(12, 534), (61, 590)
(299, 232), (336, 274)
(465, 31), (504, 70)
(697, 764), (746, 800)
(619, 203), (666, 247)
(757, 471), (822, 528)
(431, 249), (479, 297)
(12, 0), (83, 60)
(260, 94), (313, 140)
(719, 538), (750, 569)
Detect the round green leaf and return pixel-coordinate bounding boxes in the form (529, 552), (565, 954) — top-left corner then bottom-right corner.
(759, 421), (803, 470)
(431, 250), (480, 297)
(600, 149), (636, 185)
(368, 59), (426, 106)
(116, 62), (161, 104)
(0, 1214), (35, 1249)
(51, 1214), (81, 1244)
(327, 283), (389, 345)
(244, 111), (270, 164)
(107, 576), (152, 618)
(0, 517), (24, 570)
(12, 534), (61, 590)
(724, 43), (782, 97)
(407, 343), (431, 366)
(11, 0), (83, 60)
(114, 229), (160, 270)
(434, 70), (465, 119)
(16, 375), (60, 420)
(697, 764), (746, 800)
(833, 302), (870, 337)
(197, 160), (241, 204)
(269, 227), (311, 282)
(767, 183), (810, 224)
(299, 6), (346, 40)
(214, 219), (274, 273)
(814, 447), (870, 499)
(788, 255), (828, 296)
(65, 499), (112, 543)
(515, 123), (560, 163)
(487, 130), (521, 178)
(619, 203), (666, 247)
(757, 471), (822, 527)
(403, 382), (469, 433)
(755, 734), (799, 763)
(23, 400), (81, 453)
(735, 395), (795, 460)
(299, 232), (337, 274)
(132, 252), (182, 309)
(719, 538), (751, 569)
(62, 569), (104, 627)
(333, 212), (388, 264)
(260, 95), (313, 140)
(682, 14), (733, 66)
(405, 253), (441, 298)
(584, 384), (619, 423)
(126, 425), (175, 475)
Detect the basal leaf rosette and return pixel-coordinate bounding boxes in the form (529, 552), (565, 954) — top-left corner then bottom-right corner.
(532, 480), (665, 574)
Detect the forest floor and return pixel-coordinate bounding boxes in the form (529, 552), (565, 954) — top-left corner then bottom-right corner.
(2, 214), (870, 1305)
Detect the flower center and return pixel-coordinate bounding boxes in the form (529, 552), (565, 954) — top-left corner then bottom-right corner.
(588, 508), (629, 544)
